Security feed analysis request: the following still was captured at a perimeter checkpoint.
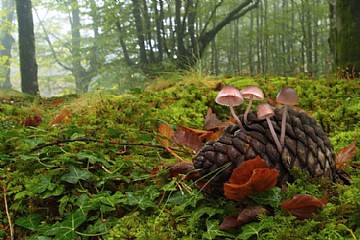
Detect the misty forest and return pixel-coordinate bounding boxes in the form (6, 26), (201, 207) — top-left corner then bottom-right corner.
(0, 0), (359, 239)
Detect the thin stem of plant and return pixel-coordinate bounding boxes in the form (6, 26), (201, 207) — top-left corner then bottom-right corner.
(2, 184), (14, 240)
(266, 117), (282, 153)
(280, 105), (288, 146)
(30, 137), (191, 155)
(229, 103), (243, 129)
(244, 96), (253, 125)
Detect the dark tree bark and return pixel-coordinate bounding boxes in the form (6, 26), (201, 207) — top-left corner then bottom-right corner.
(153, 0), (163, 62)
(16, 0), (39, 95)
(115, 20), (132, 66)
(330, 0), (360, 77)
(142, 0), (155, 63)
(132, 0), (148, 65)
(0, 0), (15, 89)
(69, 0), (98, 93)
(198, 0), (260, 59)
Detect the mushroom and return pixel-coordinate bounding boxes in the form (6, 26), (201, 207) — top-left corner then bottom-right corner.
(240, 85), (264, 125)
(276, 87), (298, 147)
(215, 86), (244, 129)
(257, 103), (282, 153)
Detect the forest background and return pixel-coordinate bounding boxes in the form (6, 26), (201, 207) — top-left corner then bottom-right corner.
(0, 0), (354, 96)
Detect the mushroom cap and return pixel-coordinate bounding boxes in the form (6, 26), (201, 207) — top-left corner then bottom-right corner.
(215, 86), (244, 106)
(276, 87), (298, 105)
(240, 85), (264, 100)
(257, 103), (275, 120)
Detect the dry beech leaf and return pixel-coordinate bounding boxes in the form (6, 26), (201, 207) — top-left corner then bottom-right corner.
(172, 125), (204, 152)
(167, 162), (199, 180)
(50, 109), (72, 126)
(220, 206), (270, 231)
(204, 108), (223, 131)
(206, 130), (223, 142)
(157, 123), (185, 161)
(157, 122), (174, 148)
(224, 156), (279, 201)
(280, 194), (328, 220)
(336, 138), (357, 169)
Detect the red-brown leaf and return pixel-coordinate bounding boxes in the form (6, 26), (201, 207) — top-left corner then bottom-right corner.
(251, 168), (279, 192)
(167, 162), (196, 179)
(204, 108), (223, 131)
(336, 138), (357, 169)
(220, 206), (270, 231)
(224, 156), (279, 201)
(228, 156), (270, 185)
(157, 122), (174, 148)
(280, 194), (328, 220)
(50, 109), (72, 126)
(172, 125), (203, 152)
(219, 215), (241, 231)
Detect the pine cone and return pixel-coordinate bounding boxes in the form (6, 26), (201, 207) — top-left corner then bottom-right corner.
(193, 108), (337, 191)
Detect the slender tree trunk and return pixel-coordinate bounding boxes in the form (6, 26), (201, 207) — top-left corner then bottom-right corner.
(153, 0), (163, 62)
(132, 0), (148, 64)
(115, 20), (132, 66)
(1, 0), (15, 89)
(142, 0), (155, 63)
(248, 10), (254, 75)
(16, 0), (39, 95)
(332, 0), (360, 77)
(71, 0), (87, 93)
(305, 0), (313, 76)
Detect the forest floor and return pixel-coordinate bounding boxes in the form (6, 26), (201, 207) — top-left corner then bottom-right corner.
(0, 75), (359, 239)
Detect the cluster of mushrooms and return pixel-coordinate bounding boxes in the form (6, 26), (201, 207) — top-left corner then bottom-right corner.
(215, 85), (298, 154)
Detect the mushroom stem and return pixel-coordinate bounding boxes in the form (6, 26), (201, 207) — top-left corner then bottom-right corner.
(244, 95), (253, 125)
(280, 105), (288, 146)
(265, 117), (282, 153)
(229, 103), (244, 129)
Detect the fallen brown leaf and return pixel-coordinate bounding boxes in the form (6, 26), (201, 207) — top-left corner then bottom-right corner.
(280, 194), (328, 220)
(336, 138), (357, 169)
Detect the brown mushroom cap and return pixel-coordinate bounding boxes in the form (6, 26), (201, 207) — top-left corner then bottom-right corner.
(257, 103), (275, 120)
(240, 85), (264, 100)
(215, 86), (244, 106)
(276, 87), (298, 105)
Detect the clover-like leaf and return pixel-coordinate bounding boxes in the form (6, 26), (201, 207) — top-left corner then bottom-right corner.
(280, 194), (328, 220)
(61, 165), (92, 184)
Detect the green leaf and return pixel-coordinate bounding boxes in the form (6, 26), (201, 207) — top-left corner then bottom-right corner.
(76, 194), (99, 214)
(202, 219), (234, 239)
(26, 175), (55, 194)
(236, 219), (273, 240)
(250, 187), (282, 208)
(189, 207), (223, 229)
(15, 214), (41, 231)
(61, 165), (92, 184)
(41, 210), (87, 240)
(126, 186), (159, 210)
(77, 151), (111, 168)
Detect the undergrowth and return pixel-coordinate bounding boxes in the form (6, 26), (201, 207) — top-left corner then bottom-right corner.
(0, 75), (359, 239)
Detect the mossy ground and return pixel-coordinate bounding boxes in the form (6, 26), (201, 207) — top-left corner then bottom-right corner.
(0, 75), (359, 239)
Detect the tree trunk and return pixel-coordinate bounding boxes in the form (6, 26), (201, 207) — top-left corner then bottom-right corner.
(153, 0), (163, 62)
(70, 0), (97, 93)
(132, 0), (148, 65)
(142, 0), (155, 63)
(16, 0), (39, 95)
(0, 0), (15, 89)
(332, 0), (360, 78)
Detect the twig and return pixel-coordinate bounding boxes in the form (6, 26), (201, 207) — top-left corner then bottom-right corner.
(2, 184), (14, 240)
(29, 137), (192, 155)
